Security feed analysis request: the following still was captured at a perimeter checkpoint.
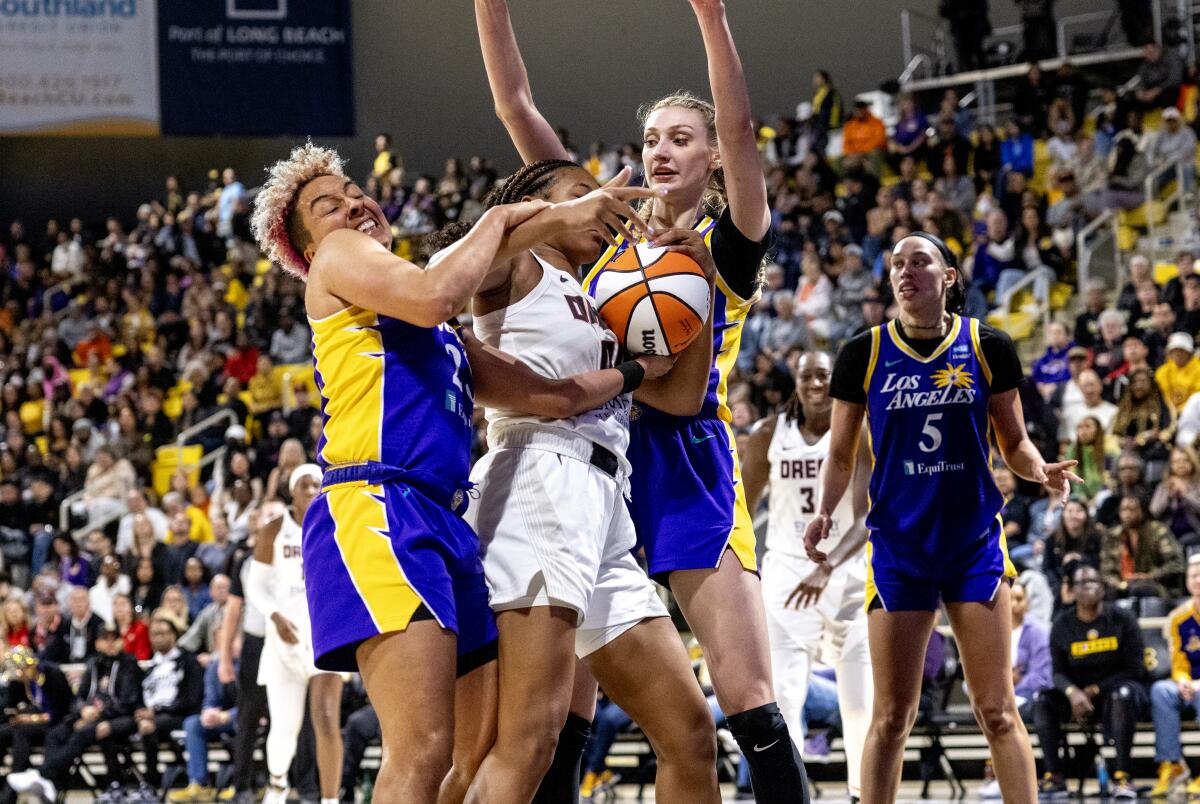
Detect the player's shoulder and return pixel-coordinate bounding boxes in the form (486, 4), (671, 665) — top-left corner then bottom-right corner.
(1169, 601), (1197, 626)
(836, 327), (876, 362)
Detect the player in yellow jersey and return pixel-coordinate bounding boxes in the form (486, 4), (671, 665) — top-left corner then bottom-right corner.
(474, 2), (809, 800)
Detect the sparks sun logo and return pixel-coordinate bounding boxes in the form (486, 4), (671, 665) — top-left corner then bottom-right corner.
(931, 362), (974, 390)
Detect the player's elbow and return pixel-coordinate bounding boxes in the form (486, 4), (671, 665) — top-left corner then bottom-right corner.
(495, 97), (538, 127)
(401, 294), (461, 329)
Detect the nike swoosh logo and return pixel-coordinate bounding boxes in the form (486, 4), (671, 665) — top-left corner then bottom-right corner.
(754, 740), (780, 752)
(400, 487), (411, 497)
(885, 359), (903, 367)
(691, 434), (717, 444)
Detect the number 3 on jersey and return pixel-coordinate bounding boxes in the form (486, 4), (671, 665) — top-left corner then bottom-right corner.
(918, 413), (943, 453)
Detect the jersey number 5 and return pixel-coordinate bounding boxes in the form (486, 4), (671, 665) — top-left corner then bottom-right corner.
(918, 413), (943, 453)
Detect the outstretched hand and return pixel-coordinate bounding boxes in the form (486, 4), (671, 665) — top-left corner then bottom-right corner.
(803, 513), (832, 563)
(1037, 460), (1084, 503)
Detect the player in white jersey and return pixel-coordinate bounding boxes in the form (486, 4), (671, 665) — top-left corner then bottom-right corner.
(244, 465), (343, 804)
(440, 161), (723, 803)
(743, 351), (874, 801)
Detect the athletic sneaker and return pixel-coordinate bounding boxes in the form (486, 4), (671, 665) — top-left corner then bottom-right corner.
(1038, 772), (1068, 800)
(96, 782), (127, 804)
(1187, 774), (1200, 796)
(1112, 772), (1137, 799)
(216, 787), (237, 801)
(168, 783), (217, 802)
(978, 778), (1002, 799)
(803, 731), (831, 758)
(262, 783), (291, 804)
(1151, 761), (1190, 796)
(580, 770), (599, 800)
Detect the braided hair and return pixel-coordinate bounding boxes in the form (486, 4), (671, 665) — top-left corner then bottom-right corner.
(424, 159), (581, 253)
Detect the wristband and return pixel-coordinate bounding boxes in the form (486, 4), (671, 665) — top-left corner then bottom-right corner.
(616, 361), (646, 395)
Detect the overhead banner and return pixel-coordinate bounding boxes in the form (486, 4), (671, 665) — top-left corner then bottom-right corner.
(157, 0), (354, 137)
(0, 0), (161, 136)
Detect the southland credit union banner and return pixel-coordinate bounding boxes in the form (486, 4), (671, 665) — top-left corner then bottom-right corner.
(0, 0), (354, 136)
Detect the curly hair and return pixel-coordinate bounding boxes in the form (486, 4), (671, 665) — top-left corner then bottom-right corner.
(249, 141), (346, 279)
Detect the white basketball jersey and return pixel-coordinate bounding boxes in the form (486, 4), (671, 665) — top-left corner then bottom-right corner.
(766, 415), (854, 558)
(271, 511), (310, 633)
(473, 253), (631, 467)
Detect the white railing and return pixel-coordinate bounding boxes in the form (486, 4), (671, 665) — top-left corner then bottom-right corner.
(58, 409), (239, 534)
(992, 267), (1053, 333)
(1076, 209), (1123, 297)
(1144, 155), (1189, 261)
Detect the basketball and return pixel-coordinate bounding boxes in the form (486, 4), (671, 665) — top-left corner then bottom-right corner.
(592, 243), (711, 356)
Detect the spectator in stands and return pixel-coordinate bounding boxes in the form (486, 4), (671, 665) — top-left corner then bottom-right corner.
(181, 557), (211, 622)
(1118, 255), (1156, 314)
(340, 698), (380, 803)
(1073, 280), (1110, 348)
(1063, 416), (1113, 503)
(89, 554), (129, 627)
(791, 258), (830, 343)
(995, 466), (1034, 557)
(973, 123), (1001, 194)
(0, 645), (72, 783)
(216, 168), (245, 241)
(840, 99), (887, 174)
(116, 489), (167, 554)
(1135, 41), (1184, 110)
(7, 624), (143, 799)
(1014, 63), (1054, 133)
(170, 620), (238, 803)
(1164, 252), (1197, 316)
(1113, 367), (1174, 477)
(934, 152), (976, 219)
(1058, 369), (1118, 444)
(0, 598), (30, 649)
(64, 586), (102, 663)
(1000, 120), (1036, 184)
(268, 309), (309, 367)
(1092, 309), (1131, 382)
(1150, 447), (1200, 549)
(1157, 332), (1200, 410)
(889, 94), (928, 169)
(50, 533), (89, 589)
(1102, 492), (1185, 597)
(928, 114), (971, 180)
(809, 69), (842, 155)
(263, 438), (307, 505)
(1150, 555), (1200, 797)
(1033, 321), (1073, 398)
(114, 592), (151, 660)
(830, 245), (874, 341)
(968, 209), (1018, 297)
(1105, 334), (1154, 404)
(940, 0), (991, 71)
(1034, 564), (1146, 798)
(1151, 108), (1197, 188)
(1099, 132), (1149, 211)
(29, 593), (67, 663)
(1042, 497), (1104, 602)
(248, 355), (283, 417)
(178, 574), (229, 666)
(198, 517), (236, 579)
(1009, 580), (1052, 720)
(78, 447), (135, 527)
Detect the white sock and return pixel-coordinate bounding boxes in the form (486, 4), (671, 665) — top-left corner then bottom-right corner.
(321, 799), (339, 804)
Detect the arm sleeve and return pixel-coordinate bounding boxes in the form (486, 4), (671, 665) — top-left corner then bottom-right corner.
(244, 559), (278, 621)
(979, 324), (1025, 394)
(709, 208), (771, 301)
(829, 330), (874, 405)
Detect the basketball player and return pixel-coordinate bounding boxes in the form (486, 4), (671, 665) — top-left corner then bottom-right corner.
(742, 350), (874, 802)
(808, 232), (1081, 803)
(243, 464), (342, 804)
(475, 2), (808, 798)
(250, 142), (672, 804)
(436, 162), (721, 803)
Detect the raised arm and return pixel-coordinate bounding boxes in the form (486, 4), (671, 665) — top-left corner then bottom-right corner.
(475, 0), (571, 163)
(689, 0), (770, 240)
(311, 201), (548, 328)
(462, 328), (672, 420)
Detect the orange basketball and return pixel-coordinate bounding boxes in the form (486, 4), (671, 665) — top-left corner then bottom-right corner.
(592, 244), (710, 356)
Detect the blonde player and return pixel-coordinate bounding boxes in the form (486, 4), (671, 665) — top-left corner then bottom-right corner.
(244, 465), (343, 804)
(475, 2), (809, 797)
(743, 351), (873, 801)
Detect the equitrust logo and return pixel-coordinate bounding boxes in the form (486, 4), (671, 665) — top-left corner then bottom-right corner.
(0, 0), (137, 17)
